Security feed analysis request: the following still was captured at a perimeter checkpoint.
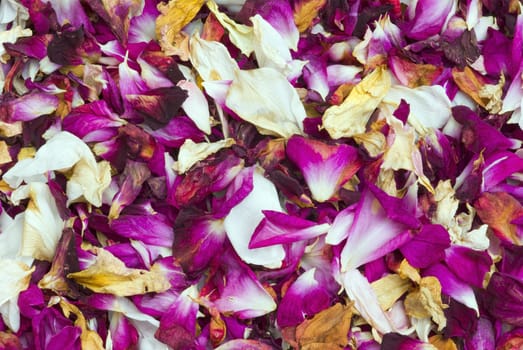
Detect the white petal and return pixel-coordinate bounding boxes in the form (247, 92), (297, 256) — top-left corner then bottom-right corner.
(12, 182), (64, 261)
(226, 68), (306, 138)
(174, 138), (235, 174)
(224, 167), (285, 268)
(382, 85), (452, 134)
(189, 33), (239, 81)
(178, 80), (212, 134)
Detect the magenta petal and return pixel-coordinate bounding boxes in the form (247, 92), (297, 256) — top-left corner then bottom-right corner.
(444, 245), (492, 288)
(464, 317), (495, 350)
(286, 135), (361, 202)
(155, 288), (199, 349)
(110, 213), (174, 247)
(173, 211), (227, 275)
(404, 0), (455, 40)
(249, 210), (330, 248)
(400, 224), (450, 268)
(109, 313), (139, 350)
(380, 332), (429, 349)
(423, 263), (478, 313)
(1, 92), (59, 122)
(482, 151), (523, 192)
(213, 252), (276, 319)
(340, 188), (413, 271)
(62, 100), (124, 142)
(276, 268), (336, 327)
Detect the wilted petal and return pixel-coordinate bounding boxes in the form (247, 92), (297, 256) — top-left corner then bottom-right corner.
(0, 91), (59, 122)
(67, 248), (171, 296)
(155, 286), (199, 349)
(381, 333), (435, 349)
(286, 135), (361, 202)
(173, 211), (227, 275)
(323, 66), (391, 139)
(226, 68), (306, 138)
(485, 272), (523, 326)
(475, 191), (523, 244)
(223, 166), (285, 268)
(11, 182), (64, 261)
(109, 160), (151, 219)
(0, 259), (34, 332)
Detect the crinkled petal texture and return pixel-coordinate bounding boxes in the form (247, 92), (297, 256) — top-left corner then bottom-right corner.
(322, 66), (391, 139)
(3, 131), (111, 207)
(223, 166), (286, 268)
(11, 182), (64, 262)
(286, 135), (361, 202)
(225, 68), (306, 138)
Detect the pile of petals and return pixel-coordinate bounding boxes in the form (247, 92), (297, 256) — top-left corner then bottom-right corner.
(2, 0), (523, 348)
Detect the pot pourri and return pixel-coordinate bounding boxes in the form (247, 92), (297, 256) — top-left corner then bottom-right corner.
(1, 0), (523, 349)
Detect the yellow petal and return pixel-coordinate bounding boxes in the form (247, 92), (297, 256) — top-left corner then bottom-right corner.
(59, 299), (104, 350)
(429, 335), (458, 350)
(67, 248), (171, 296)
(206, 0), (255, 56)
(371, 274), (412, 311)
(174, 138), (235, 174)
(156, 0), (205, 56)
(0, 140), (11, 165)
(322, 66), (391, 139)
(295, 303), (353, 349)
(404, 276), (447, 331)
(293, 0), (327, 33)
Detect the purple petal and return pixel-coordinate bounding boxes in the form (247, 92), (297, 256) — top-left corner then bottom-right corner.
(286, 135), (361, 202)
(155, 287), (199, 349)
(62, 100), (124, 142)
(463, 317), (495, 350)
(212, 251), (277, 319)
(276, 268), (336, 327)
(423, 263), (478, 314)
(173, 211), (227, 275)
(485, 272), (523, 326)
(109, 160), (151, 219)
(109, 313), (139, 350)
(340, 188), (413, 271)
(404, 0), (456, 40)
(380, 332), (429, 349)
(482, 151), (523, 192)
(110, 213), (174, 248)
(445, 245), (492, 288)
(400, 224), (450, 269)
(1, 92), (59, 122)
(249, 210), (330, 248)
